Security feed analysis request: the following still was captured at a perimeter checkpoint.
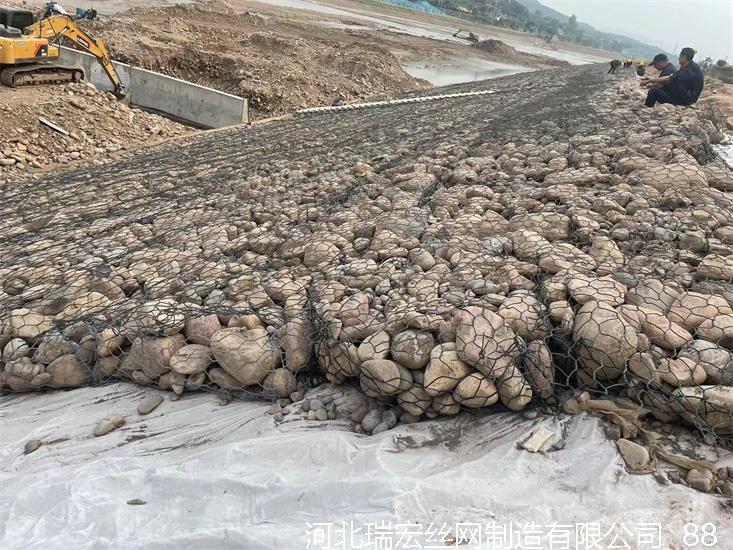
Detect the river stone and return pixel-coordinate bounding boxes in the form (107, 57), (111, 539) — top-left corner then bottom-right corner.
(361, 409), (382, 433)
(656, 357), (706, 387)
(130, 298), (186, 336)
(122, 334), (186, 379)
(589, 236), (624, 275)
(498, 292), (550, 342)
(46, 354), (91, 388)
(617, 438), (650, 471)
(280, 316), (313, 373)
(697, 314), (733, 348)
(2, 338), (29, 362)
(357, 330), (390, 363)
(667, 291), (733, 332)
(397, 384), (432, 416)
(4, 309), (54, 340)
(169, 344), (212, 375)
(33, 337), (76, 364)
(184, 314), (222, 345)
(674, 385), (733, 434)
(625, 278), (679, 313)
(93, 415), (125, 436)
(423, 343), (472, 396)
(452, 372), (499, 408)
(360, 359), (412, 396)
(390, 330), (434, 369)
(24, 439), (42, 454)
(522, 340), (554, 399)
(687, 468), (715, 492)
(262, 367), (297, 398)
(679, 340), (733, 385)
(137, 394), (164, 415)
(698, 254), (733, 281)
(207, 367), (244, 390)
(431, 393), (461, 415)
(634, 307), (692, 350)
(573, 301), (637, 381)
(568, 274), (626, 306)
(210, 327), (279, 386)
(454, 306), (518, 377)
(97, 328), (127, 358)
(496, 362), (533, 411)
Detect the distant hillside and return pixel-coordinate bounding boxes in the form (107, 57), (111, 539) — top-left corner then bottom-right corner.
(429, 0), (667, 59)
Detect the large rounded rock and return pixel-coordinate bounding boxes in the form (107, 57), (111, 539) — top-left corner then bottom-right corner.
(126, 298), (186, 336)
(262, 367), (297, 398)
(697, 314), (733, 348)
(46, 354), (91, 388)
(568, 275), (626, 306)
(522, 340), (554, 399)
(698, 254), (733, 281)
(303, 241), (340, 267)
(634, 307), (692, 350)
(656, 357), (706, 387)
(390, 330), (434, 370)
(32, 337), (76, 364)
(360, 359), (412, 396)
(4, 309), (54, 340)
(357, 330), (390, 363)
(452, 372), (498, 408)
(423, 343), (472, 396)
(667, 292), (733, 332)
(2, 338), (29, 362)
(398, 384), (432, 416)
(679, 340), (733, 385)
(454, 306), (518, 377)
(496, 362), (533, 411)
(210, 327), (279, 386)
(674, 386), (733, 434)
(498, 292), (550, 342)
(184, 314), (222, 345)
(122, 335), (186, 379)
(589, 236), (624, 275)
(573, 301), (637, 381)
(625, 278), (678, 313)
(279, 316), (313, 373)
(169, 344), (212, 375)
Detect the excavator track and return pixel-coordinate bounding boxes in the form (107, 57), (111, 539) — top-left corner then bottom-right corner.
(0, 64), (85, 88)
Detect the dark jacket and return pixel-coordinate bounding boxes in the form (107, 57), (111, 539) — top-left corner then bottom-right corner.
(669, 61), (704, 105)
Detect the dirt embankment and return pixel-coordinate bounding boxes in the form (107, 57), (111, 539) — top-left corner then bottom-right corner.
(80, 1), (430, 119)
(0, 83), (191, 183)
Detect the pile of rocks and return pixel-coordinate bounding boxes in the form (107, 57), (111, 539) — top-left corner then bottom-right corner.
(0, 82), (191, 183)
(1, 68), (733, 441)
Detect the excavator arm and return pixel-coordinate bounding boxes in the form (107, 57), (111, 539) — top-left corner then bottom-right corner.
(25, 15), (125, 95)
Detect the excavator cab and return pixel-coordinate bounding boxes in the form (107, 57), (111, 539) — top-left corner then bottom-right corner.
(0, 6), (35, 34)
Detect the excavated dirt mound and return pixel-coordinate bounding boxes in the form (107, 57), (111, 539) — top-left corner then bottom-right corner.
(79, 1), (430, 120)
(471, 38), (518, 56)
(0, 82), (191, 183)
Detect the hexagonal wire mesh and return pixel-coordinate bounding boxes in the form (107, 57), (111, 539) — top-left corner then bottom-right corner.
(1, 67), (733, 444)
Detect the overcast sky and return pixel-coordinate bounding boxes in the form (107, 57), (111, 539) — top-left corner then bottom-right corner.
(541, 0), (732, 61)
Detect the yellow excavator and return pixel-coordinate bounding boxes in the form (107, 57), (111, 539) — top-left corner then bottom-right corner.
(0, 5), (124, 95)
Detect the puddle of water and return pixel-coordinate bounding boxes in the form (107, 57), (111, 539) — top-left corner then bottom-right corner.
(402, 58), (532, 86)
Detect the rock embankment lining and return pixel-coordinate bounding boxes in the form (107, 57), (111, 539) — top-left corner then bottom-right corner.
(1, 66), (733, 453)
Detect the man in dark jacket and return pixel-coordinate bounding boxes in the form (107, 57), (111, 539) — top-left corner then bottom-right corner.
(643, 47), (704, 107)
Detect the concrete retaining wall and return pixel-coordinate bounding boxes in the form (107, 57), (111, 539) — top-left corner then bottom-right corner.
(58, 46), (248, 128)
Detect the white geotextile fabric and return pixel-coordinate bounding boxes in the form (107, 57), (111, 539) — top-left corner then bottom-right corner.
(1, 383), (731, 549)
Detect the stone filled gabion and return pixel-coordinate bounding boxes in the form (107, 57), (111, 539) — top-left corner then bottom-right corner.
(1, 67), (733, 439)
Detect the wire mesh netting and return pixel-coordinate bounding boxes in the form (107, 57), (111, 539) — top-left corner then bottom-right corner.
(1, 66), (733, 446)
